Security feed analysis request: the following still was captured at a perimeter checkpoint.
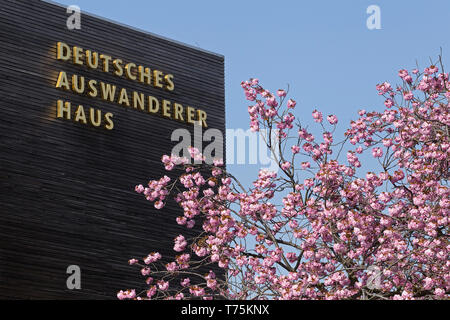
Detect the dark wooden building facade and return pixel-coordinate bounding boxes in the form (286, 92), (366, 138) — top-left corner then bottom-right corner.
(0, 0), (225, 299)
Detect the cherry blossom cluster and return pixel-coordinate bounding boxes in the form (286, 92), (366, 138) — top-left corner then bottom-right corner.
(120, 58), (449, 300)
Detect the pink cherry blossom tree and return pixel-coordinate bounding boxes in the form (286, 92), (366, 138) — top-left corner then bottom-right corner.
(118, 57), (449, 300)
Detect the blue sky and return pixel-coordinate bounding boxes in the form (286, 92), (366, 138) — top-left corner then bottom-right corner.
(55, 0), (450, 185)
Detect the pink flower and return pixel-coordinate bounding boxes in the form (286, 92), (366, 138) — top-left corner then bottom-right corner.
(174, 234), (187, 252)
(146, 286), (156, 298)
(213, 158), (224, 167)
(434, 288), (445, 297)
(301, 162), (310, 169)
(266, 95), (278, 107)
(140, 267), (151, 276)
(117, 289), (136, 300)
(398, 69), (412, 83)
(144, 252), (161, 264)
(327, 115), (338, 125)
(286, 252), (298, 263)
(403, 91), (413, 101)
(287, 99), (297, 108)
(382, 139), (393, 147)
(423, 277), (434, 290)
(181, 278), (191, 287)
(281, 161), (291, 171)
(304, 178), (314, 188)
(384, 99), (394, 108)
(251, 78), (259, 85)
(186, 219), (195, 228)
(376, 82), (392, 94)
(189, 286), (205, 297)
(291, 145), (300, 154)
(372, 147), (383, 158)
(157, 280), (169, 291)
(154, 200), (164, 209)
(207, 279), (217, 290)
(176, 216), (187, 225)
(277, 89), (287, 97)
(166, 262), (178, 272)
(312, 109), (323, 123)
(424, 65), (438, 75)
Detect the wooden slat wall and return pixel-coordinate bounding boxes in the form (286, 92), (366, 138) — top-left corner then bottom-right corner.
(0, 0), (225, 299)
